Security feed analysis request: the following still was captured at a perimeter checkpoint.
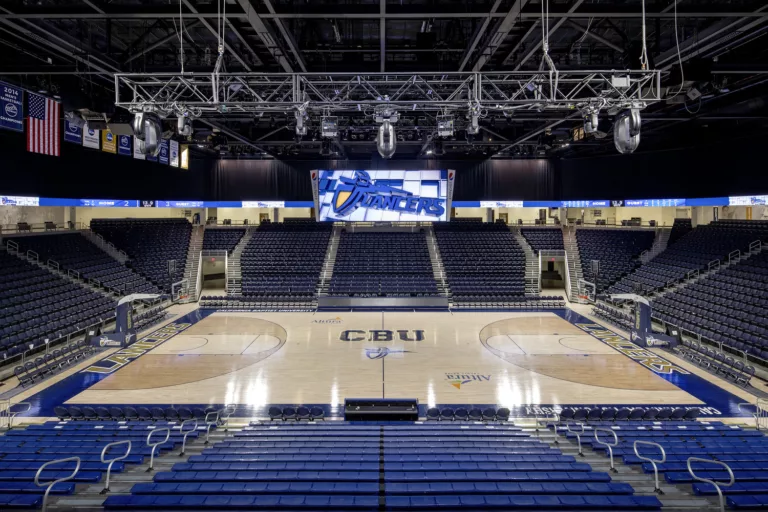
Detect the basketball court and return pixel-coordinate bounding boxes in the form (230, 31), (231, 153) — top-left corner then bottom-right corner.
(12, 308), (757, 420)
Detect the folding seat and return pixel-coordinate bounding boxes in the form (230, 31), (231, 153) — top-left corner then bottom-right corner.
(656, 408), (673, 421)
(642, 409), (659, 421)
(136, 407), (153, 421)
(109, 407), (125, 420)
(54, 406), (71, 421)
(586, 409), (602, 422)
(282, 406), (297, 420)
(67, 406), (85, 420)
(573, 409), (588, 422)
(628, 408), (645, 421)
(441, 408), (456, 421)
(600, 408), (617, 422)
(468, 408), (483, 421)
(426, 408), (440, 421)
(614, 408), (631, 421)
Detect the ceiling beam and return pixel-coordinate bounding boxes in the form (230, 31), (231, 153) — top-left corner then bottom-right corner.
(502, 21), (539, 66)
(472, 0), (528, 71)
(235, 0), (293, 72)
(458, 0), (503, 72)
(380, 0), (385, 72)
(179, 0), (254, 71)
(564, 19), (623, 52)
(4, 12), (768, 20)
(495, 112), (580, 154)
(513, 0), (586, 71)
(123, 20), (202, 65)
(262, 0), (307, 72)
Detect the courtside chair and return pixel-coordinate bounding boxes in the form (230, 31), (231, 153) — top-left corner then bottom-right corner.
(601, 408), (617, 422)
(151, 407), (166, 421)
(54, 406), (70, 421)
(670, 408), (687, 421)
(124, 406), (139, 421)
(454, 408), (469, 421)
(309, 407), (325, 421)
(192, 408), (207, 421)
(282, 406), (297, 420)
(496, 408), (510, 422)
(109, 407), (125, 420)
(67, 406), (84, 420)
(136, 406), (153, 421)
(683, 408), (701, 420)
(426, 408), (440, 421)
(165, 408), (180, 421)
(96, 407), (111, 421)
(178, 408), (193, 421)
(558, 408), (575, 423)
(296, 406), (311, 420)
(482, 408), (497, 421)
(656, 408), (673, 421)
(440, 408), (455, 421)
(628, 408), (645, 421)
(573, 408), (588, 422)
(642, 409), (659, 421)
(468, 408), (483, 421)
(615, 408), (631, 421)
(586, 409), (602, 422)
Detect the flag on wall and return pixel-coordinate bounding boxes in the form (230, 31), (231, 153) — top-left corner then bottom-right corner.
(102, 129), (117, 154)
(27, 92), (60, 156)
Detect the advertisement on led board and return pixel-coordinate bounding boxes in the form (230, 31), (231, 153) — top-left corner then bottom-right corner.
(314, 170), (451, 222)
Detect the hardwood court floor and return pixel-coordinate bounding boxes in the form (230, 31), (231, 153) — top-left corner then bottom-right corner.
(67, 311), (701, 408)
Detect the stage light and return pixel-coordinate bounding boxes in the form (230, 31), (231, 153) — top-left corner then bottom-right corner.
(614, 112), (640, 154)
(132, 113), (146, 140)
(295, 110), (307, 136)
(583, 111), (599, 133)
(377, 120), (396, 159)
(437, 115), (454, 137)
(177, 114), (193, 137)
(628, 108), (641, 137)
(321, 116), (338, 138)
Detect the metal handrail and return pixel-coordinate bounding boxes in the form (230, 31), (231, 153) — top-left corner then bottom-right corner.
(7, 402), (31, 429)
(47, 259), (60, 271)
(634, 440), (666, 493)
(6, 240), (19, 253)
(179, 419), (199, 456)
(204, 411), (220, 444)
(146, 427), (170, 472)
(708, 259), (720, 271)
(67, 268), (80, 280)
(100, 440), (132, 494)
(566, 422), (585, 457)
(593, 427), (619, 472)
(687, 457), (734, 512)
(219, 404), (237, 432)
(35, 456), (81, 512)
(728, 249), (741, 264)
(750, 240), (762, 253)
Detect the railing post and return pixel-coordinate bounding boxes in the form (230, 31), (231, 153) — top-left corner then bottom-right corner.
(219, 404), (236, 432)
(179, 419), (199, 456)
(100, 440), (131, 494)
(7, 402), (31, 429)
(594, 427), (619, 472)
(566, 422), (585, 457)
(634, 440), (666, 494)
(146, 428), (170, 472)
(204, 410), (220, 444)
(35, 456), (81, 512)
(687, 457), (734, 512)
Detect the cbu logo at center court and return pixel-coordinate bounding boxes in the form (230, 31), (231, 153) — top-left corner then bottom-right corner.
(332, 170), (445, 217)
(340, 330), (425, 342)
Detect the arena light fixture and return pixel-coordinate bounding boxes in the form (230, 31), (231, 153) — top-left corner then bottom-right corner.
(613, 112), (640, 154)
(321, 116), (338, 138)
(176, 114), (193, 137)
(295, 109), (308, 136)
(437, 115), (454, 137)
(377, 120), (397, 159)
(628, 108), (642, 137)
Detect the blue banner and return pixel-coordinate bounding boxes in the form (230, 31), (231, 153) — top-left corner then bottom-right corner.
(625, 198), (686, 207)
(63, 120), (82, 144)
(156, 200), (205, 208)
(158, 139), (169, 165)
(117, 135), (132, 156)
(0, 82), (23, 132)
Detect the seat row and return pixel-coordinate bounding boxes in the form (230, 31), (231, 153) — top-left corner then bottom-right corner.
(267, 406), (326, 421)
(674, 339), (755, 387)
(558, 407), (700, 423)
(426, 407), (510, 422)
(592, 302), (633, 331)
(54, 405), (224, 422)
(14, 339), (95, 386)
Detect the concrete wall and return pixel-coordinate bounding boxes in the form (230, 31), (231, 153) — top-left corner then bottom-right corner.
(453, 207), (488, 220)
(75, 207), (200, 227)
(0, 206), (65, 229)
(277, 208), (312, 222)
(216, 207), (272, 224)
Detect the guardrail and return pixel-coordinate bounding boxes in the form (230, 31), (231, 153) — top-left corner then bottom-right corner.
(5, 402), (31, 429)
(26, 249), (39, 262)
(205, 410), (220, 445)
(178, 419), (199, 456)
(738, 399), (768, 431)
(687, 457), (734, 512)
(47, 259), (60, 271)
(594, 428), (619, 473)
(100, 440), (131, 494)
(35, 456), (81, 512)
(634, 440), (666, 494)
(566, 422), (585, 457)
(708, 259), (720, 272)
(728, 249), (741, 264)
(750, 240), (762, 253)
(6, 239), (19, 253)
(219, 404), (237, 432)
(146, 427), (170, 472)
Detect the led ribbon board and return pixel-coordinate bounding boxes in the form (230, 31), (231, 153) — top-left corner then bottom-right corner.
(314, 170), (452, 222)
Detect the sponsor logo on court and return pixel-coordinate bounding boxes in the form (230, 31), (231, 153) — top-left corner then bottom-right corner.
(331, 170), (445, 217)
(83, 322), (191, 374)
(340, 329), (425, 342)
(576, 323), (689, 375)
(445, 372), (491, 389)
(312, 317), (343, 324)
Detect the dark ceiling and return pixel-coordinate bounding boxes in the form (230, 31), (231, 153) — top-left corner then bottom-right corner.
(1, 0), (767, 160)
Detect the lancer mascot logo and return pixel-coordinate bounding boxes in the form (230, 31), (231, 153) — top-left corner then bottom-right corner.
(332, 170), (445, 217)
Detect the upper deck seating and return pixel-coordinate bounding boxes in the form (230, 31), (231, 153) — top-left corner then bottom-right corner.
(202, 228), (246, 254)
(435, 221), (525, 303)
(667, 218), (693, 246)
(521, 228), (565, 253)
(90, 219), (192, 293)
(8, 234), (161, 295)
(576, 229), (655, 293)
(329, 232), (437, 297)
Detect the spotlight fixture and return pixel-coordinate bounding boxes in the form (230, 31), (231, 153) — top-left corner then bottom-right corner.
(321, 116), (338, 138)
(177, 114), (193, 137)
(377, 120), (396, 159)
(295, 109), (308, 136)
(466, 103), (480, 135)
(131, 112), (163, 155)
(583, 111), (599, 134)
(613, 111), (640, 154)
(436, 115), (454, 137)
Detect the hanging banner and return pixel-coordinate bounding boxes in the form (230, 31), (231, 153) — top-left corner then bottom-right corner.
(158, 139), (169, 165)
(64, 120), (82, 144)
(102, 129), (117, 154)
(169, 139), (179, 167)
(82, 123), (100, 149)
(180, 145), (189, 169)
(117, 135), (132, 156)
(133, 136), (146, 160)
(0, 82), (23, 132)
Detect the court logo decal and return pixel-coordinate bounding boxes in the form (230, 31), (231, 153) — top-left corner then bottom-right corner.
(331, 170), (445, 217)
(576, 323), (688, 375)
(341, 329), (425, 342)
(365, 347), (412, 359)
(445, 372), (491, 389)
(312, 317), (343, 324)
(83, 321), (192, 374)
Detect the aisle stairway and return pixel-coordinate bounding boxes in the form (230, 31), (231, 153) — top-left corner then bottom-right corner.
(641, 228), (672, 264)
(511, 227), (541, 294)
(426, 225), (450, 298)
(317, 225), (341, 296)
(183, 225), (204, 301)
(226, 226), (256, 295)
(564, 226), (584, 302)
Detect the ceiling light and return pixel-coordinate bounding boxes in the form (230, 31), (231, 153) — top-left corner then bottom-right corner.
(377, 120), (396, 159)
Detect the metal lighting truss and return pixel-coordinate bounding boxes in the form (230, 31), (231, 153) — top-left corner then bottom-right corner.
(114, 70), (661, 118)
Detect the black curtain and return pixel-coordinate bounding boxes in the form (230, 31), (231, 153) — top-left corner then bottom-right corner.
(213, 157), (556, 201)
(556, 137), (768, 200)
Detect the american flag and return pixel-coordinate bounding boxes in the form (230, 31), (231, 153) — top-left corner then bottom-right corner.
(27, 92), (60, 156)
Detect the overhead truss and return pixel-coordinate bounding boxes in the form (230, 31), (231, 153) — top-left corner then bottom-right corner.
(115, 70), (661, 118)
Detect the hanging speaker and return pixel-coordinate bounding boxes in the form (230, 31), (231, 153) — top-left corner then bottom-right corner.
(377, 120), (396, 159)
(614, 114), (640, 154)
